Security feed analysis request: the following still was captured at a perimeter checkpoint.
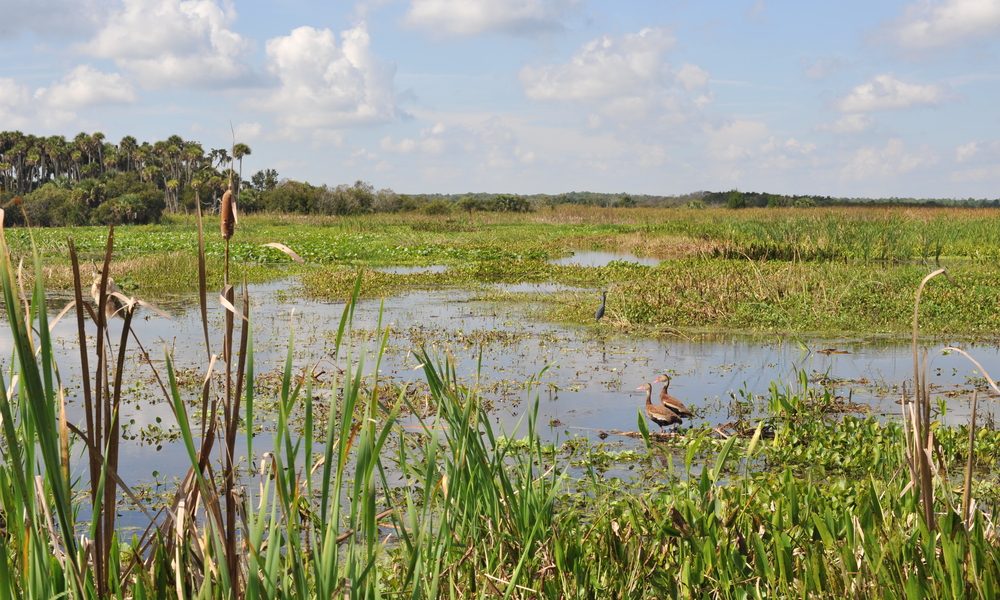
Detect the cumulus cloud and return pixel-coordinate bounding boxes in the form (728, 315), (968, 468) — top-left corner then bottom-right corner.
(676, 64), (710, 90)
(0, 79), (34, 129)
(521, 28), (675, 101)
(889, 0), (1000, 49)
(838, 74), (944, 112)
(519, 27), (713, 133)
(0, 66), (135, 129)
(702, 119), (817, 174)
(260, 24), (396, 131)
(234, 121), (263, 140)
(405, 0), (578, 36)
(381, 123), (447, 154)
(949, 141), (1000, 182)
(35, 65), (136, 108)
(705, 119), (769, 161)
(955, 141), (979, 162)
(86, 0), (251, 88)
(819, 114), (874, 134)
(842, 139), (935, 180)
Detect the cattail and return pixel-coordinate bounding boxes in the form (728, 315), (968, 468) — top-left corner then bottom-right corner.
(220, 185), (235, 240)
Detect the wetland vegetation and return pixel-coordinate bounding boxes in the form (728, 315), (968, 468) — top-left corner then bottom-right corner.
(1, 203), (999, 597)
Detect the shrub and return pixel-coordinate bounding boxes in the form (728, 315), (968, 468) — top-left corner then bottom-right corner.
(91, 191), (165, 225)
(422, 199), (452, 215)
(260, 180), (323, 213)
(21, 183), (87, 226)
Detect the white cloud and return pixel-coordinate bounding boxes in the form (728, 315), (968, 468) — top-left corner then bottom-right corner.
(405, 0), (578, 36)
(955, 141), (979, 162)
(521, 28), (675, 101)
(519, 27), (713, 133)
(86, 0), (251, 88)
(381, 122), (448, 154)
(0, 79), (33, 129)
(0, 66), (135, 129)
(234, 121), (262, 141)
(890, 0), (1000, 49)
(819, 114), (874, 134)
(676, 64), (709, 90)
(260, 24), (396, 132)
(35, 65), (136, 108)
(842, 139), (935, 180)
(705, 120), (769, 161)
(950, 165), (1000, 183)
(949, 141), (1000, 182)
(838, 74), (944, 112)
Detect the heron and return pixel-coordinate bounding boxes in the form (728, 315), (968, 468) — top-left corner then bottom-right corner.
(654, 374), (693, 418)
(595, 290), (607, 321)
(637, 382), (681, 431)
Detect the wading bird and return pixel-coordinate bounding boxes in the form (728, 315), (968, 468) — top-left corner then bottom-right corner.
(637, 382), (681, 431)
(595, 290), (607, 321)
(655, 374), (693, 418)
(91, 271), (126, 319)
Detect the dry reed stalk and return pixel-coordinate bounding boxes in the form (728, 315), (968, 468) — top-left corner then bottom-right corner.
(911, 268), (945, 531)
(962, 390), (978, 526)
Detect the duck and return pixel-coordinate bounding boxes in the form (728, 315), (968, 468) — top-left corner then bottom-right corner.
(637, 382), (681, 431)
(654, 374), (693, 418)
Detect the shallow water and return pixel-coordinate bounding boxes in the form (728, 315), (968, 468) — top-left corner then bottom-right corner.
(4, 278), (999, 517)
(548, 250), (660, 267)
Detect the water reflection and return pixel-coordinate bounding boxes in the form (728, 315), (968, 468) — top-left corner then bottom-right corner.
(548, 250), (660, 267)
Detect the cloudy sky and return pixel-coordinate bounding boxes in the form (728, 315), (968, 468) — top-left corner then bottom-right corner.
(2, 0), (1000, 197)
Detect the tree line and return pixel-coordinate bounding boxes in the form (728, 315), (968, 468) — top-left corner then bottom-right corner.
(4, 130), (998, 227)
(0, 130), (252, 225)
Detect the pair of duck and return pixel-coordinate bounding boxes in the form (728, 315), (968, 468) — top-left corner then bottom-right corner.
(637, 374), (692, 431)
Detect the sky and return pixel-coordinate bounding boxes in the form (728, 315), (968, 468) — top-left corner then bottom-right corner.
(2, 0), (1000, 198)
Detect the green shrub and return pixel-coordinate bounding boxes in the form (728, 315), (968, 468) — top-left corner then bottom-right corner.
(91, 191), (164, 225)
(21, 183), (87, 226)
(422, 199), (452, 215)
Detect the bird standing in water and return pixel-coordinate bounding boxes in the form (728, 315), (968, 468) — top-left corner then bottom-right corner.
(91, 271), (126, 320)
(595, 290), (607, 321)
(655, 374), (693, 418)
(637, 382), (681, 431)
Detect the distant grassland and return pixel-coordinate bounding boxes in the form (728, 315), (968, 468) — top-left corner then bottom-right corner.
(7, 205), (1000, 336)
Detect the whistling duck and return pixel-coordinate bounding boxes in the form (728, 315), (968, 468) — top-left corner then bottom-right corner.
(654, 374), (693, 418)
(637, 382), (681, 431)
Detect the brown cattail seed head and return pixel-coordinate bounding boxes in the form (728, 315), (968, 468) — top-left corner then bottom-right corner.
(220, 186), (235, 240)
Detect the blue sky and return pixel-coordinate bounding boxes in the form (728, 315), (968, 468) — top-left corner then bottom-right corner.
(2, 0), (1000, 197)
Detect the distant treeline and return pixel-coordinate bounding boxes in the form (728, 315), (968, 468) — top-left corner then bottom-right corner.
(3, 130), (999, 226)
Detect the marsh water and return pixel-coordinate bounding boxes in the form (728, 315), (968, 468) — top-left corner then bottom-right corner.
(3, 268), (999, 525)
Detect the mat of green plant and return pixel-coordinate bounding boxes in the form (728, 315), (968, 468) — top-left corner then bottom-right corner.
(7, 205), (1000, 336)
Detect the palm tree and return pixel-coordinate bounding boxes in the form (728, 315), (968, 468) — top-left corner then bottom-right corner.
(119, 135), (137, 172)
(232, 143), (251, 193)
